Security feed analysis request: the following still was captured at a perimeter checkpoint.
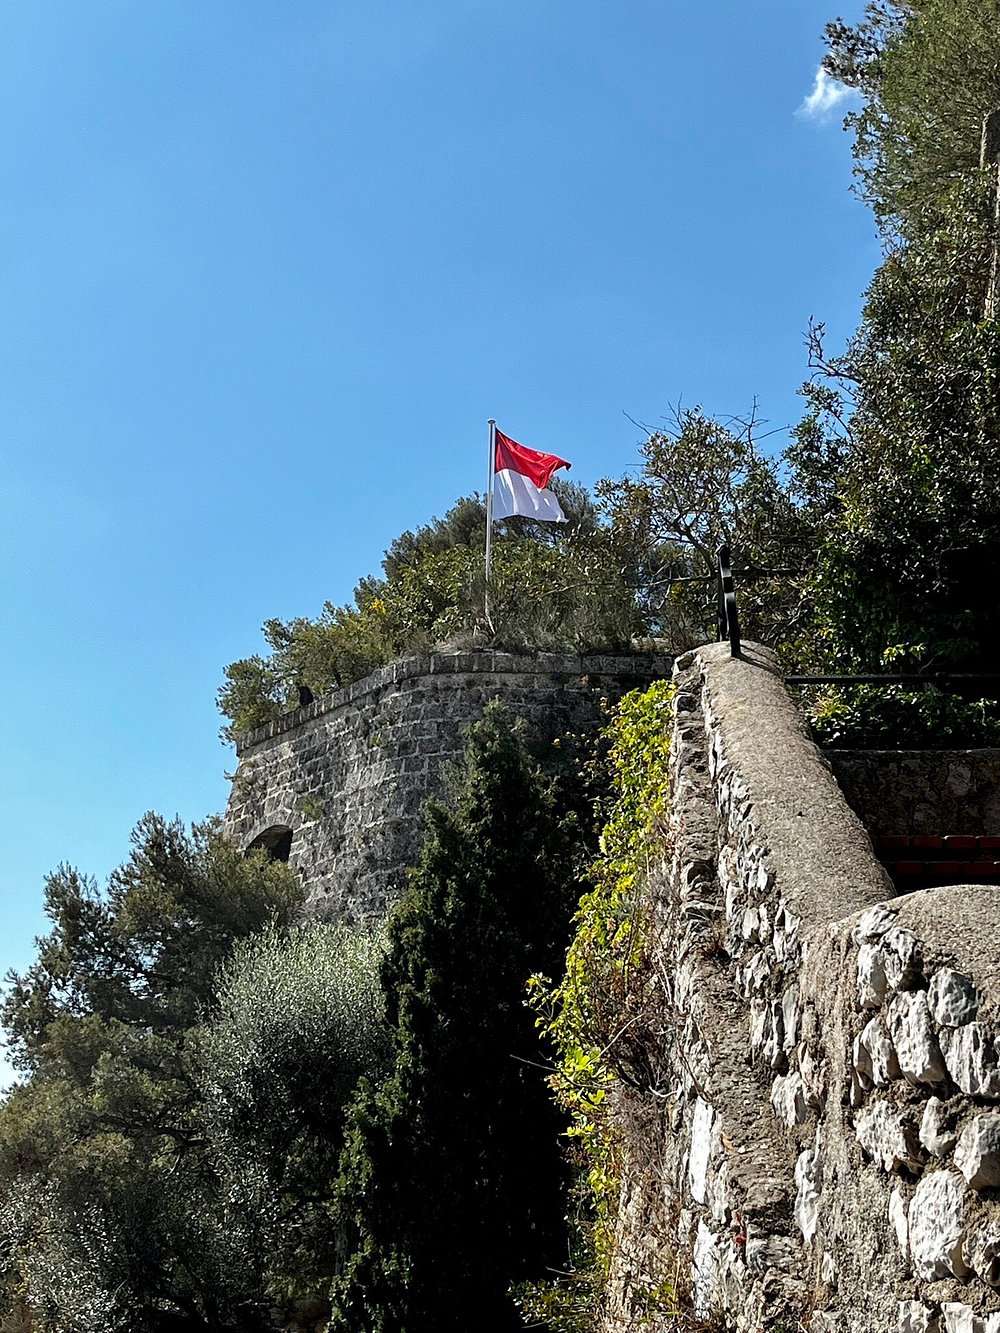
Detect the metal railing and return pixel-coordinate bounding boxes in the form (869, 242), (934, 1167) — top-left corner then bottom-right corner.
(714, 546), (1000, 694)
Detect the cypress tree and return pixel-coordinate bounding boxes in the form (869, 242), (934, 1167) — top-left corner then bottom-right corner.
(329, 701), (581, 1332)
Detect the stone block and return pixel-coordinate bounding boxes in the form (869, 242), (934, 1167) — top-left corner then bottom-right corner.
(963, 1217), (1000, 1288)
(771, 1072), (808, 1127)
(746, 1232), (799, 1275)
(853, 1032), (874, 1092)
(782, 984), (800, 1050)
(888, 991), (947, 1085)
(955, 1114), (1000, 1190)
(898, 1300), (940, 1333)
(855, 1100), (922, 1173)
(860, 1013), (901, 1086)
(940, 1304), (986, 1333)
(794, 1141), (822, 1244)
(920, 1098), (958, 1158)
(882, 927), (924, 992)
(855, 903), (898, 944)
(940, 1024), (1000, 1100)
(692, 1219), (718, 1318)
(858, 942), (889, 1010)
(689, 1097), (715, 1205)
(889, 1184), (909, 1256)
(908, 1169), (972, 1281)
(929, 969), (980, 1028)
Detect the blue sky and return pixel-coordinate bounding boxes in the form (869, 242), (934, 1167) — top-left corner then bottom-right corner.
(0, 1), (873, 987)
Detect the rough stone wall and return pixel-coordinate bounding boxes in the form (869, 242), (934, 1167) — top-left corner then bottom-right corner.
(831, 752), (1000, 837)
(606, 642), (1000, 1333)
(224, 649), (671, 922)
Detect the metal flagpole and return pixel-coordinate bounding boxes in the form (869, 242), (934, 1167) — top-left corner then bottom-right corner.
(485, 418), (496, 630)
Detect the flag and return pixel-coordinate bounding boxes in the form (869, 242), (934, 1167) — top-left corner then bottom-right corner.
(492, 429), (571, 522)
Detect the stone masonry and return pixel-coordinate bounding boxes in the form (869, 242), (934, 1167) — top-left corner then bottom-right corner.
(831, 751), (1000, 838)
(224, 648), (671, 921)
(603, 642), (1000, 1333)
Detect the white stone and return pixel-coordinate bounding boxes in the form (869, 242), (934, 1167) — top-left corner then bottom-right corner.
(757, 907), (771, 944)
(962, 1217), (1000, 1289)
(753, 860), (772, 896)
(940, 1024), (1000, 1100)
(955, 1113), (1000, 1190)
(853, 1033), (874, 1091)
(858, 941), (889, 1009)
(889, 1185), (909, 1256)
(920, 1097), (958, 1157)
(811, 1315), (844, 1332)
(940, 1304), (984, 1333)
(854, 902), (898, 943)
(771, 1072), (808, 1127)
(898, 1307), (938, 1333)
(898, 1301), (940, 1333)
(707, 1157), (730, 1226)
(774, 903), (801, 965)
(721, 847), (741, 921)
(888, 991), (947, 1085)
(908, 1169), (972, 1281)
(861, 1013), (901, 1086)
(750, 998), (785, 1069)
(984, 1317), (1000, 1333)
(855, 1100), (922, 1173)
(749, 998), (770, 1049)
(820, 1249), (837, 1286)
(689, 1097), (715, 1205)
(692, 1219), (717, 1318)
(742, 906), (760, 941)
(741, 950), (768, 997)
(882, 926), (924, 992)
(929, 968), (980, 1028)
(794, 1141), (823, 1244)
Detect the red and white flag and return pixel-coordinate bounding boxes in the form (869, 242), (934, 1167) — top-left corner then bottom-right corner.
(492, 429), (571, 522)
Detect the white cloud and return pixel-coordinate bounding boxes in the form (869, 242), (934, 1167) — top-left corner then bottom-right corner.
(797, 67), (857, 121)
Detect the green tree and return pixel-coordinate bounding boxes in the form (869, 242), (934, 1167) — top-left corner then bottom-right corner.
(824, 0), (1000, 240)
(329, 703), (584, 1332)
(793, 0), (1000, 741)
(217, 483), (645, 742)
(200, 920), (391, 1306)
(597, 408), (814, 657)
(0, 815), (302, 1333)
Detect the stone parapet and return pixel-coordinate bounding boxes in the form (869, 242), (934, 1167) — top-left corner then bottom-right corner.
(225, 649), (671, 921)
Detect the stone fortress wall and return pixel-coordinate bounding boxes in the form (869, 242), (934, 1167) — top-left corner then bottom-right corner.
(224, 648), (672, 922)
(605, 642), (1000, 1333)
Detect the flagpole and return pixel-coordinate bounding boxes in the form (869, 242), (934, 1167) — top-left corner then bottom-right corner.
(485, 418), (496, 631)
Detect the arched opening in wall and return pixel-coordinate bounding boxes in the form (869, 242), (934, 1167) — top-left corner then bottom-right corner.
(245, 825), (293, 864)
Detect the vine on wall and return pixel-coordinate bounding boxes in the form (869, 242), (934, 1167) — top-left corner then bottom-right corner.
(526, 678), (675, 1327)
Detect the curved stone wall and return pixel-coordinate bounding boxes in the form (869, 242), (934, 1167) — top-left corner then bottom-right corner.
(224, 648), (672, 922)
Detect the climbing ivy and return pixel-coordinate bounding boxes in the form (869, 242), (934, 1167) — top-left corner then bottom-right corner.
(528, 678), (675, 1324)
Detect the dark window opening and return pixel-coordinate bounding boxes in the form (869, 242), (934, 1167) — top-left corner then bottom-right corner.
(246, 825), (293, 864)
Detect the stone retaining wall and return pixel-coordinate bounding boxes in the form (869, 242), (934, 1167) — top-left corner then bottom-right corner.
(224, 649), (671, 921)
(606, 643), (1000, 1333)
(831, 752), (1000, 837)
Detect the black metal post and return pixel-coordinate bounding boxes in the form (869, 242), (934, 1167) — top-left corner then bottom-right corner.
(717, 545), (741, 658)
